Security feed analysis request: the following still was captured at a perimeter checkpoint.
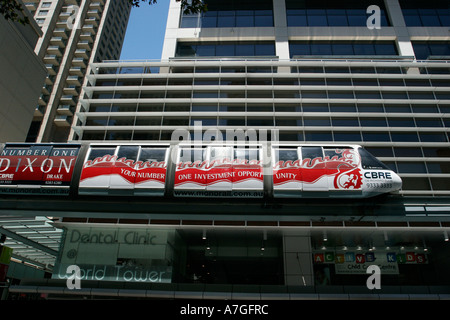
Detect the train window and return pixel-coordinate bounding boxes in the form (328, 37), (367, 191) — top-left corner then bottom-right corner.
(273, 149), (299, 163)
(358, 148), (390, 170)
(179, 148), (206, 163)
(324, 148), (351, 160)
(301, 146), (323, 160)
(87, 148), (116, 160)
(234, 148), (260, 161)
(210, 147), (232, 160)
(139, 148), (167, 163)
(117, 146), (139, 161)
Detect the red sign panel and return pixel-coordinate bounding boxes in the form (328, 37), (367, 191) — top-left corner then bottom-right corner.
(0, 144), (80, 194)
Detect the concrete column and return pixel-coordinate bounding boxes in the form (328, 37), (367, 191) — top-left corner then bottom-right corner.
(283, 235), (314, 286)
(385, 0), (415, 58)
(161, 0), (182, 60)
(273, 0), (289, 61)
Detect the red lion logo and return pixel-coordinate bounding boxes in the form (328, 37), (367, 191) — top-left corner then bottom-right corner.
(334, 168), (363, 190)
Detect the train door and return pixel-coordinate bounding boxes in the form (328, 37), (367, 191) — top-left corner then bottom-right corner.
(109, 145), (139, 191)
(134, 147), (168, 196)
(206, 146), (232, 191)
(300, 146), (328, 192)
(232, 147), (264, 192)
(272, 147), (302, 197)
(79, 146), (117, 194)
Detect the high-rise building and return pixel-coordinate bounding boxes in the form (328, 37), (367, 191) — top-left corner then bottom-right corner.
(0, 0), (47, 143)
(2, 0), (450, 300)
(24, 0), (132, 143)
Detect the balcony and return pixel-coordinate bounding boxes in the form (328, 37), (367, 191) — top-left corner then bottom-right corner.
(84, 17), (98, 27)
(45, 64), (58, 76)
(25, 2), (37, 12)
(74, 49), (90, 59)
(34, 105), (46, 117)
(90, 2), (103, 10)
(72, 57), (87, 68)
(57, 105), (74, 116)
(45, 75), (54, 86)
(54, 115), (72, 127)
(42, 84), (53, 96)
(82, 24), (95, 34)
(63, 85), (79, 95)
(65, 0), (78, 6)
(38, 94), (49, 106)
(79, 32), (93, 41)
(69, 66), (84, 76)
(66, 75), (82, 86)
(47, 45), (62, 56)
(49, 36), (66, 48)
(77, 40), (91, 50)
(56, 19), (69, 29)
(87, 9), (100, 19)
(53, 28), (68, 39)
(43, 54), (60, 65)
(60, 95), (76, 105)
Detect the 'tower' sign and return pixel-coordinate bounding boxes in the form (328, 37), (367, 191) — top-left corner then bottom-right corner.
(0, 144), (80, 195)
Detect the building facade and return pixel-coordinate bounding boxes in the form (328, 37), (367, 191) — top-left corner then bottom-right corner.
(2, 0), (450, 300)
(24, 0), (131, 143)
(0, 0), (47, 143)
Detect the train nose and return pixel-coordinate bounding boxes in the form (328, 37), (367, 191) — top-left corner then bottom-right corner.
(391, 172), (402, 193)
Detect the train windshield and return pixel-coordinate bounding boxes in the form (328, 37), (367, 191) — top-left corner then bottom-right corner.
(358, 148), (390, 170)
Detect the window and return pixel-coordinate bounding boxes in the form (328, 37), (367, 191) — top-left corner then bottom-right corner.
(290, 41), (397, 58)
(286, 0), (389, 27)
(179, 148), (206, 163)
(332, 118), (359, 127)
(387, 118), (415, 127)
(301, 146), (323, 160)
(394, 147), (423, 157)
(412, 42), (450, 60)
(427, 162), (450, 174)
(401, 177), (431, 191)
(400, 0), (450, 27)
(391, 132), (419, 142)
(365, 147), (394, 157)
(274, 148), (299, 163)
(38, 10), (48, 16)
(176, 42), (276, 57)
(180, 0), (273, 28)
(234, 148), (260, 161)
(397, 162), (427, 173)
(139, 148), (167, 163)
(333, 132), (362, 141)
(360, 118), (387, 127)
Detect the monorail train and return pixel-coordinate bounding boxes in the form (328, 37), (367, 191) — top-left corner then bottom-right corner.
(0, 142), (402, 199)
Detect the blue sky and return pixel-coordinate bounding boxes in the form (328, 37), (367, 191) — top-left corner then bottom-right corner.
(120, 1), (170, 60)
